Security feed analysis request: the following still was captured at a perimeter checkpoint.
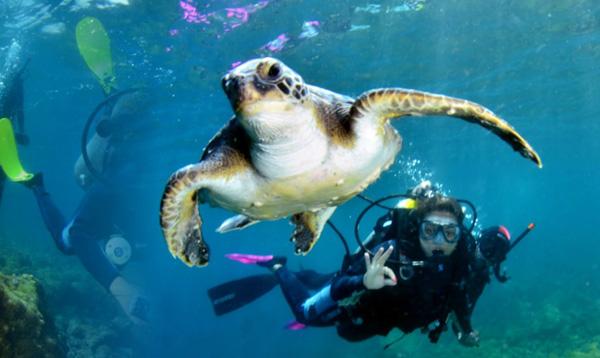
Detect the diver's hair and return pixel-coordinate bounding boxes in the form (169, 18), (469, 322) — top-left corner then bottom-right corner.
(413, 194), (465, 224)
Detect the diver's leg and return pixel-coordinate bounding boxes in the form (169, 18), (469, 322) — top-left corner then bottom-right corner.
(275, 267), (339, 326)
(66, 183), (121, 289)
(68, 229), (119, 290)
(68, 218), (149, 322)
(67, 183), (148, 324)
(26, 174), (71, 254)
(274, 267), (311, 316)
(294, 270), (335, 291)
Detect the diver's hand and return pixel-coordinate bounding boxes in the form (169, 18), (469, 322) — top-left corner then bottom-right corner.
(457, 330), (480, 347)
(363, 246), (397, 290)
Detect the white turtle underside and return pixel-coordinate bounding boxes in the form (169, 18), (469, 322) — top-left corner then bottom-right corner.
(202, 108), (402, 220)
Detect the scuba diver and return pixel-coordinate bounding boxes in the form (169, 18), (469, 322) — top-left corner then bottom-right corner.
(0, 18), (150, 324)
(208, 182), (535, 347)
(209, 182), (478, 344)
(1, 89), (151, 324)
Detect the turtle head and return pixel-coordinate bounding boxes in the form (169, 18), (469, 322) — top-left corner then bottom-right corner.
(221, 58), (309, 117)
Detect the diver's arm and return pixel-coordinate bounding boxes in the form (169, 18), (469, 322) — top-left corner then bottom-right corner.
(339, 209), (395, 297)
(330, 274), (365, 301)
(330, 257), (366, 301)
(465, 282), (486, 317)
(453, 305), (474, 334)
(27, 175), (72, 255)
(455, 258), (490, 328)
(450, 287), (480, 347)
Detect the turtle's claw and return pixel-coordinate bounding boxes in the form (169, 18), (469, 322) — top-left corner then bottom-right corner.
(290, 217), (316, 255)
(290, 208), (336, 255)
(183, 233), (210, 267)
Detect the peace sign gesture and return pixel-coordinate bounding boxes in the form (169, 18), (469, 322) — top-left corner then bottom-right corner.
(362, 246), (397, 290)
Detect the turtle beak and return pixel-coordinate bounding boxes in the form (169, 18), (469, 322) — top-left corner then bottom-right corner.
(222, 74), (240, 96)
(222, 74), (242, 110)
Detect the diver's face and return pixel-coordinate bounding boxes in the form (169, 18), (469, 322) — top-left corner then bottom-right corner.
(419, 211), (459, 258)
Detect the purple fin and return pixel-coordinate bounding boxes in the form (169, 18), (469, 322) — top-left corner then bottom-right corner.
(284, 320), (306, 331)
(225, 253), (274, 265)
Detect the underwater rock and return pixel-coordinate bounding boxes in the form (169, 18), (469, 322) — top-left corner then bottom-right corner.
(567, 339), (600, 358)
(0, 272), (64, 357)
(540, 303), (562, 329)
(58, 316), (133, 358)
(0, 241), (136, 356)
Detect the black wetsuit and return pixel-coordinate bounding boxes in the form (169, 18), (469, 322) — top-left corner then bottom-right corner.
(460, 248), (494, 321)
(274, 208), (477, 342)
(29, 174), (137, 290)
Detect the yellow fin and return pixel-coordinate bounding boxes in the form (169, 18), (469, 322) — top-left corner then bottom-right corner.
(0, 118), (33, 182)
(76, 17), (116, 95)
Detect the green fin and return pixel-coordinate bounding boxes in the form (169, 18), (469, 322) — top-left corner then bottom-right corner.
(207, 274), (278, 316)
(0, 118), (33, 182)
(76, 17), (116, 95)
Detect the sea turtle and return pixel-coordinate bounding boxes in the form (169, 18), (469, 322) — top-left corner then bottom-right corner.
(160, 57), (542, 267)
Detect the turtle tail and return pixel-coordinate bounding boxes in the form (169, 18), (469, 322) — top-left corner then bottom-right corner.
(160, 164), (210, 267)
(350, 88), (542, 168)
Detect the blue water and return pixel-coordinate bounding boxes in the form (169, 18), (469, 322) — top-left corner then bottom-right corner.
(1, 0), (599, 357)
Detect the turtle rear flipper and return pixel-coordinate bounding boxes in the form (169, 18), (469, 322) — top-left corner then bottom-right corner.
(291, 207), (336, 255)
(350, 88), (542, 168)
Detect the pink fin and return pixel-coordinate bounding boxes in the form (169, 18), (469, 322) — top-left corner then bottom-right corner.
(225, 253), (274, 265)
(284, 320), (306, 331)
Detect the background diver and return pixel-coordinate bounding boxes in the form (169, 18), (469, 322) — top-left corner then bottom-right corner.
(1, 88), (152, 324)
(0, 18), (152, 324)
(208, 182), (534, 347)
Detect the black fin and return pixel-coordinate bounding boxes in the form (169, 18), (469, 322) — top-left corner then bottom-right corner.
(207, 274), (278, 316)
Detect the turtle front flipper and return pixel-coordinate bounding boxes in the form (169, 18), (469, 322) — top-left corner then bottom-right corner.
(160, 164), (211, 267)
(350, 88), (542, 168)
(160, 161), (241, 267)
(290, 207), (336, 255)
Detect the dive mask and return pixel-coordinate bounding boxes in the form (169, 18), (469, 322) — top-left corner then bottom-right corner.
(420, 220), (460, 244)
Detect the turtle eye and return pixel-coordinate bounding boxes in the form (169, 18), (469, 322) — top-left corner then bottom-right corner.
(266, 63), (282, 80)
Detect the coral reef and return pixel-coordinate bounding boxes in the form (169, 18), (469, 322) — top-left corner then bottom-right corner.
(56, 316), (133, 358)
(0, 239), (135, 357)
(0, 272), (64, 357)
